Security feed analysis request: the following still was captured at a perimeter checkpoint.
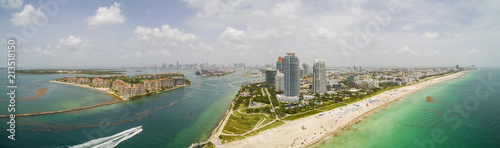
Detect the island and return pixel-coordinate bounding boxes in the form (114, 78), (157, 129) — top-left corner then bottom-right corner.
(195, 69), (236, 77)
(17, 69), (126, 75)
(54, 72), (190, 100)
(0, 72), (190, 118)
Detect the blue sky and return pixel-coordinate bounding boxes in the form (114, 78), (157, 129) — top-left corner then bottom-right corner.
(1, 0), (499, 68)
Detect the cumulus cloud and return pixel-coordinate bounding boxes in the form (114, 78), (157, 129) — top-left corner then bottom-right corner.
(57, 36), (92, 50)
(402, 24), (412, 31)
(469, 49), (478, 55)
(133, 25), (197, 42)
(248, 28), (280, 40)
(125, 24), (211, 59)
(310, 27), (337, 41)
(395, 46), (440, 57)
(9, 4), (46, 26)
(0, 0), (22, 9)
(398, 46), (419, 56)
(420, 31), (439, 39)
(218, 27), (246, 44)
(33, 46), (56, 56)
(86, 2), (126, 29)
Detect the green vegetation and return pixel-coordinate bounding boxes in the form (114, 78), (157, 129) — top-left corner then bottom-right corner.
(245, 120), (285, 137)
(219, 120), (285, 144)
(222, 109), (271, 134)
(212, 70), (466, 145)
(219, 135), (246, 144)
(202, 142), (215, 148)
(17, 69), (125, 75)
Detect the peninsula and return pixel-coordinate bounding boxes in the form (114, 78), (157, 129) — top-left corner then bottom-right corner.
(191, 64), (474, 148)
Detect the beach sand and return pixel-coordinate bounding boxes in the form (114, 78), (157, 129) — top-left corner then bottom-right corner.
(50, 80), (129, 101)
(218, 71), (468, 148)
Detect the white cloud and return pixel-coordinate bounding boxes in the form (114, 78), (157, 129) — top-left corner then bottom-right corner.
(125, 24), (211, 59)
(57, 36), (92, 50)
(133, 25), (197, 42)
(420, 31), (439, 39)
(9, 4), (46, 26)
(248, 27), (280, 40)
(397, 46), (421, 56)
(402, 24), (412, 31)
(445, 32), (462, 37)
(218, 27), (246, 44)
(310, 27), (337, 41)
(86, 2), (126, 29)
(469, 49), (478, 55)
(0, 0), (22, 9)
(33, 46), (56, 56)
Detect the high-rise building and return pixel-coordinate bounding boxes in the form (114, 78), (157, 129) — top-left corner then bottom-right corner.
(275, 71), (284, 91)
(313, 59), (326, 94)
(303, 63), (309, 76)
(266, 69), (277, 85)
(283, 53), (300, 97)
(300, 66), (305, 77)
(348, 75), (355, 87)
(276, 56), (284, 73)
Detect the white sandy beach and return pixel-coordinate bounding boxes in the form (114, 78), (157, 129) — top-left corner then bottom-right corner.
(219, 71), (468, 148)
(50, 80), (129, 101)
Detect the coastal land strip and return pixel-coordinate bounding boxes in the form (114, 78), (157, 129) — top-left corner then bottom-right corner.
(204, 70), (469, 148)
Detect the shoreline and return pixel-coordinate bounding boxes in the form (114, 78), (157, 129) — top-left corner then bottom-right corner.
(50, 80), (130, 101)
(0, 81), (187, 118)
(217, 70), (469, 148)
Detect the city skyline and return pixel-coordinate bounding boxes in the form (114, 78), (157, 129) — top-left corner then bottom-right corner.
(1, 0), (499, 68)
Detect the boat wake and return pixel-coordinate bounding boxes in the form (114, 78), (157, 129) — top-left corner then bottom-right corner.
(206, 82), (217, 87)
(70, 126), (143, 148)
(228, 80), (246, 88)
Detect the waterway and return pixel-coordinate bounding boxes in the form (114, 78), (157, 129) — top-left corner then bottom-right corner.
(0, 68), (261, 147)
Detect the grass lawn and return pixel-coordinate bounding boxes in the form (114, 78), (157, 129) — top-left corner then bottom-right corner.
(245, 120), (285, 137)
(222, 109), (270, 134)
(219, 135), (246, 144)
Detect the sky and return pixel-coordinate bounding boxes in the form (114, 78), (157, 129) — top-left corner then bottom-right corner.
(0, 0), (499, 68)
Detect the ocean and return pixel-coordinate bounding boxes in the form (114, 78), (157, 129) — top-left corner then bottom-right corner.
(0, 68), (261, 147)
(1, 68), (498, 148)
(316, 68), (500, 148)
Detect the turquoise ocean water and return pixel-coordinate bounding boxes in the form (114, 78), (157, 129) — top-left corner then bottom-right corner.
(1, 68), (498, 147)
(316, 68), (500, 148)
(0, 69), (260, 147)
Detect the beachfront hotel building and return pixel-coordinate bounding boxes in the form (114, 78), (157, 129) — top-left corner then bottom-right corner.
(276, 56), (284, 73)
(265, 69), (277, 85)
(275, 71), (284, 91)
(313, 59), (326, 94)
(283, 53), (300, 97)
(303, 63), (310, 76)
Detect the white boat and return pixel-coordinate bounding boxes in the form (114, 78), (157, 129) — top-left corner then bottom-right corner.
(70, 126), (143, 148)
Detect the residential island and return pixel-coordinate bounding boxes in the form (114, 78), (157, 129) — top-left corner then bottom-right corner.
(54, 72), (190, 100)
(196, 68), (236, 77)
(0, 72), (190, 118)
